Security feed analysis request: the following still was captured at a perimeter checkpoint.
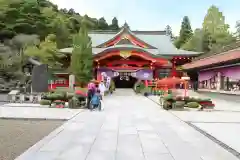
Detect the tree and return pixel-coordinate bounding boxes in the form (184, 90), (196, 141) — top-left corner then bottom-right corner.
(70, 26), (93, 86)
(235, 21), (240, 40)
(202, 5), (235, 52)
(165, 25), (174, 40)
(174, 16), (193, 49)
(53, 18), (71, 49)
(24, 34), (65, 68)
(0, 0), (111, 42)
(182, 29), (204, 52)
(97, 17), (108, 30)
(110, 17), (119, 30)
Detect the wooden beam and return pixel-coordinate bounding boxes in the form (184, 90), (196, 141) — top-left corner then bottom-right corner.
(107, 60), (150, 66)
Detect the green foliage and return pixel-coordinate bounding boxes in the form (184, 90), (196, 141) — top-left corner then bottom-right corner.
(163, 94), (174, 101)
(39, 99), (51, 105)
(186, 102), (200, 108)
(165, 25), (174, 40)
(177, 6), (236, 53)
(173, 101), (185, 109)
(70, 26), (93, 86)
(0, 0), (119, 42)
(182, 29), (204, 52)
(109, 17), (119, 30)
(134, 81), (145, 93)
(175, 16), (193, 49)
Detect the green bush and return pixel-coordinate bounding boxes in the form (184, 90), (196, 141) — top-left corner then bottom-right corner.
(163, 101), (172, 110)
(173, 101), (185, 108)
(53, 100), (65, 105)
(43, 93), (66, 101)
(163, 94), (174, 101)
(66, 92), (74, 99)
(39, 100), (51, 105)
(141, 87), (151, 95)
(186, 102), (200, 108)
(134, 81), (145, 93)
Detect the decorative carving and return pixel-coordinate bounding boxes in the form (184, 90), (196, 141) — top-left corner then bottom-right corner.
(120, 51), (131, 59)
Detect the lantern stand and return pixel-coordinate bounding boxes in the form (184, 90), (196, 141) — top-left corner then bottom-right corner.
(181, 76), (190, 97)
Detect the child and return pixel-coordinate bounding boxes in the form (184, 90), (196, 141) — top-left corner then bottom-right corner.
(90, 89), (102, 111)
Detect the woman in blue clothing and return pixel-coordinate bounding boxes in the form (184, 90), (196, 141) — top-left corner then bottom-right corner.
(90, 89), (102, 111)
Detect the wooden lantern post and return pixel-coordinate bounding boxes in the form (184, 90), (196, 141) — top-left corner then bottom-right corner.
(181, 76), (190, 97)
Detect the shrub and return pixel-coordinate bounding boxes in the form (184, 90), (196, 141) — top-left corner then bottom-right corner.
(39, 100), (51, 105)
(163, 101), (172, 110)
(43, 93), (66, 102)
(53, 100), (65, 105)
(186, 102), (200, 108)
(141, 87), (151, 96)
(163, 94), (174, 101)
(134, 81), (145, 93)
(173, 101), (185, 108)
(66, 92), (74, 99)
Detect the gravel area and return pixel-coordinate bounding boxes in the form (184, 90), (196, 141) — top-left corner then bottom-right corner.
(0, 119), (64, 160)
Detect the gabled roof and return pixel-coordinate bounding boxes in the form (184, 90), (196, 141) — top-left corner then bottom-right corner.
(95, 24), (156, 48)
(60, 23), (200, 56)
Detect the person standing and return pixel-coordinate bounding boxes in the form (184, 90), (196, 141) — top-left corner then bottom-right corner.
(99, 81), (106, 98)
(86, 82), (95, 109)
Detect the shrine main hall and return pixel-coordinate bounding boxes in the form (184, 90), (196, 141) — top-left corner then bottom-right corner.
(57, 23), (200, 88)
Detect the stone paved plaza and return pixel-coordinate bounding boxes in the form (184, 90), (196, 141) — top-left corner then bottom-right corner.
(16, 89), (237, 160)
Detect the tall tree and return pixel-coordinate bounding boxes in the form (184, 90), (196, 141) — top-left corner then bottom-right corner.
(97, 17), (108, 30)
(165, 25), (174, 40)
(174, 16), (193, 49)
(53, 18), (71, 49)
(110, 17), (119, 30)
(235, 20), (240, 40)
(182, 29), (204, 52)
(202, 5), (235, 52)
(70, 26), (93, 86)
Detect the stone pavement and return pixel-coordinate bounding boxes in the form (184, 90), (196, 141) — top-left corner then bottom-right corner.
(0, 106), (82, 120)
(149, 90), (240, 155)
(16, 89), (237, 160)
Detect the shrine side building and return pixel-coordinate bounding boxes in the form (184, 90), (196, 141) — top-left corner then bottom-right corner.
(54, 23), (200, 88)
(182, 42), (240, 94)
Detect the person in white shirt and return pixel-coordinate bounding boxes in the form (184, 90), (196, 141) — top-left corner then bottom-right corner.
(98, 81), (106, 97)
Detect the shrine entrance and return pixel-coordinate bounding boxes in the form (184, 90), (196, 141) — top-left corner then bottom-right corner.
(113, 72), (137, 88)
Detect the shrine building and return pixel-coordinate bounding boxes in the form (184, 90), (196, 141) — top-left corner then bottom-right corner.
(53, 23), (200, 88)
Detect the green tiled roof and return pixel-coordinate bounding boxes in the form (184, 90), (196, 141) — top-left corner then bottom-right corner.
(60, 27), (200, 56)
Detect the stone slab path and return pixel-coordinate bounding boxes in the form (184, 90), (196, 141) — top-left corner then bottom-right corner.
(0, 106), (82, 120)
(16, 89), (237, 160)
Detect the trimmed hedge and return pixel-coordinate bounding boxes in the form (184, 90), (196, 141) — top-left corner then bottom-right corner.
(39, 100), (51, 105)
(173, 101), (185, 108)
(186, 102), (200, 108)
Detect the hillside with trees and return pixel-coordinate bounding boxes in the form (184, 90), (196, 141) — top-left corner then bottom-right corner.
(174, 5), (239, 54)
(0, 0), (119, 88)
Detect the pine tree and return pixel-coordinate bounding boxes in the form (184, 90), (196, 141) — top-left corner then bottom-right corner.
(70, 25), (93, 87)
(175, 16), (193, 49)
(165, 25), (173, 40)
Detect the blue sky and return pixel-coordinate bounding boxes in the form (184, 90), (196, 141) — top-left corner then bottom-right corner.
(50, 0), (240, 35)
